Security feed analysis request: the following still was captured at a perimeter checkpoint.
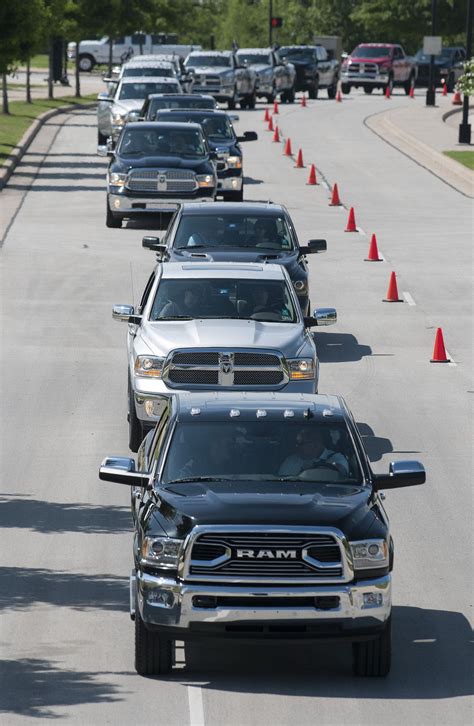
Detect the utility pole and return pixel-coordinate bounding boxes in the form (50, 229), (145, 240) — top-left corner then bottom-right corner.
(269, 0), (273, 48)
(458, 0), (473, 143)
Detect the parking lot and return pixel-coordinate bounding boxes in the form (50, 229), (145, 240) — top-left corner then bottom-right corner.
(0, 89), (472, 724)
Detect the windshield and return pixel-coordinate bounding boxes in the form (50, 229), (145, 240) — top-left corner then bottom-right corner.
(122, 67), (174, 77)
(118, 81), (179, 99)
(352, 46), (391, 58)
(156, 112), (233, 139)
(174, 213), (294, 251)
(279, 48), (315, 62)
(237, 53), (271, 66)
(118, 126), (206, 157)
(161, 421), (362, 485)
(150, 277), (297, 322)
(148, 97), (215, 117)
(415, 48), (455, 62)
(186, 55), (231, 67)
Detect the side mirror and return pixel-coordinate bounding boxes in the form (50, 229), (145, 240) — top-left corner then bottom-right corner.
(228, 114), (240, 122)
(304, 307), (337, 327)
(299, 239), (327, 255)
(237, 131), (258, 142)
(208, 151), (218, 160)
(112, 304), (141, 325)
(126, 110), (141, 122)
(99, 457), (150, 487)
(102, 77), (118, 84)
(373, 460), (426, 491)
(97, 92), (113, 102)
(97, 145), (108, 156)
(142, 235), (160, 249)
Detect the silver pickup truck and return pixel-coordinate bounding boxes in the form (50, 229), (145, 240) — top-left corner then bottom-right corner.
(184, 51), (257, 109)
(236, 48), (296, 103)
(112, 261), (336, 451)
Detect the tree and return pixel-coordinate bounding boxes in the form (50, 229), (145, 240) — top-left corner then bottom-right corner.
(457, 58), (474, 95)
(17, 0), (48, 103)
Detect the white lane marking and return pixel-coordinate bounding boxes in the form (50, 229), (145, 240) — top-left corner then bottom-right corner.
(188, 686), (205, 726)
(356, 226), (366, 236)
(402, 291), (416, 306)
(321, 178), (331, 191)
(446, 349), (457, 367)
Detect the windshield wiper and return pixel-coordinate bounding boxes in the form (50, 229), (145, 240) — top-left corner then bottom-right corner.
(165, 476), (233, 484)
(156, 315), (193, 320)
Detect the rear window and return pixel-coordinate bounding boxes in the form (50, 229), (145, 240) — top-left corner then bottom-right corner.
(118, 81), (179, 99)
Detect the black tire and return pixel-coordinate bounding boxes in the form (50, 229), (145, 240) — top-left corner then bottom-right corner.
(446, 73), (455, 93)
(385, 76), (394, 95)
(240, 98), (248, 110)
(224, 188), (244, 202)
(308, 83), (318, 99)
(327, 83), (336, 99)
(227, 95), (236, 110)
(135, 602), (173, 676)
(363, 85), (373, 95)
(98, 129), (108, 145)
(106, 201), (122, 228)
(246, 93), (256, 109)
(341, 83), (351, 95)
(287, 87), (295, 103)
(78, 54), (94, 72)
(128, 381), (144, 453)
(352, 617), (392, 677)
(404, 74), (415, 95)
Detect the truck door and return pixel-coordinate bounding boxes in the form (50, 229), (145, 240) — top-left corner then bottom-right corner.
(316, 47), (330, 86)
(393, 46), (406, 82)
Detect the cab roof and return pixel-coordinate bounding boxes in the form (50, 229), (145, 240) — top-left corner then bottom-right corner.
(126, 121), (204, 132)
(174, 391), (347, 422)
(120, 75), (180, 84)
(159, 261), (285, 280)
(188, 50), (233, 57)
(180, 201), (284, 216)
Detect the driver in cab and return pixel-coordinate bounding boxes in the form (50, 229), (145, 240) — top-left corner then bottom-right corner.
(279, 428), (349, 477)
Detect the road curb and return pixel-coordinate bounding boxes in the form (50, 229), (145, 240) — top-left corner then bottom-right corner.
(364, 107), (473, 198)
(442, 103), (474, 123)
(0, 101), (96, 191)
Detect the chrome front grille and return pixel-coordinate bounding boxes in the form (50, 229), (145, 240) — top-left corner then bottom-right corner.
(183, 527), (349, 584)
(127, 169), (197, 193)
(164, 349), (288, 388)
(348, 62), (378, 76)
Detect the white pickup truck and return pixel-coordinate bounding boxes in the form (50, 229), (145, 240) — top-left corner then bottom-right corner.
(67, 35), (201, 72)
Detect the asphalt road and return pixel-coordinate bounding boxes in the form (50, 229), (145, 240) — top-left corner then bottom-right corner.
(0, 89), (472, 725)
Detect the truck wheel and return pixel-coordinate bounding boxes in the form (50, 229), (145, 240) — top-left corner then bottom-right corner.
(327, 83), (337, 99)
(363, 85), (373, 95)
(224, 188), (244, 202)
(98, 130), (108, 145)
(106, 201), (122, 229)
(287, 87), (295, 103)
(135, 602), (173, 676)
(227, 93), (236, 110)
(341, 83), (351, 95)
(78, 54), (94, 72)
(128, 382), (144, 452)
(247, 93), (256, 109)
(404, 74), (415, 95)
(352, 616), (391, 677)
(385, 76), (394, 95)
(446, 73), (455, 93)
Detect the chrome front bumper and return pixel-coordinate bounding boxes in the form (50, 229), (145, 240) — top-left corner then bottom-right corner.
(217, 176), (243, 191)
(134, 571), (392, 632)
(340, 71), (388, 86)
(108, 193), (215, 214)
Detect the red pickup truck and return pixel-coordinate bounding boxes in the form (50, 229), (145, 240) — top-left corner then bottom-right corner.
(341, 43), (417, 95)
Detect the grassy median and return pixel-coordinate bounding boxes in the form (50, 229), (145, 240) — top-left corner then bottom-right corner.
(0, 95), (96, 165)
(443, 150), (474, 170)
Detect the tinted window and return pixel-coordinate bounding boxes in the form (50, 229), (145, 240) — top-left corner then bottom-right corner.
(118, 81), (179, 99)
(118, 126), (206, 157)
(148, 96), (215, 117)
(122, 67), (174, 77)
(150, 277), (297, 323)
(173, 213), (294, 251)
(352, 46), (391, 58)
(186, 55), (231, 67)
(161, 421), (362, 485)
(157, 112), (233, 139)
(132, 34), (146, 45)
(279, 48), (315, 62)
(236, 53), (272, 65)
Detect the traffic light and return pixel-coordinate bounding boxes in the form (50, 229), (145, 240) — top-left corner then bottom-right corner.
(271, 17), (283, 28)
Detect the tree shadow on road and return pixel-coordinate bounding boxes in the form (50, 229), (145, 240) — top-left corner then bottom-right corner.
(0, 658), (123, 718)
(0, 496), (131, 534)
(0, 567), (129, 612)
(172, 605), (473, 700)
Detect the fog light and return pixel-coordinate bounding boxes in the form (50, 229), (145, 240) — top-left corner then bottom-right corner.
(231, 178), (238, 189)
(148, 589), (174, 608)
(144, 400), (154, 417)
(363, 592), (383, 608)
(113, 198), (121, 209)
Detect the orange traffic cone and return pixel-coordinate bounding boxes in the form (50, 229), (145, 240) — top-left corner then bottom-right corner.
(329, 183), (341, 206)
(336, 89), (342, 102)
(264, 108), (270, 122)
(383, 272), (402, 302)
(273, 100), (279, 114)
(409, 84), (415, 99)
(430, 328), (450, 362)
(294, 148), (304, 168)
(442, 80), (448, 96)
(283, 137), (292, 156)
(344, 207), (357, 232)
(273, 126), (280, 142)
(452, 89), (462, 105)
(268, 116), (274, 131)
(306, 164), (318, 185)
(365, 233), (382, 261)
(385, 84), (391, 99)
(301, 94), (307, 107)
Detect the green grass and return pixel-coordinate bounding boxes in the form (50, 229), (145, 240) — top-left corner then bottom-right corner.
(0, 95), (96, 164)
(443, 150), (474, 170)
(29, 54), (50, 69)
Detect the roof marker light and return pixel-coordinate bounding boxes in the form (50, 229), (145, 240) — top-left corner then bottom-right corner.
(190, 407), (201, 416)
(230, 409), (240, 417)
(284, 409), (294, 417)
(323, 409), (333, 417)
(256, 409), (267, 418)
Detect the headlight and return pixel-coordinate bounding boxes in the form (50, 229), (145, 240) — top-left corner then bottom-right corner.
(226, 155), (242, 169)
(134, 355), (165, 378)
(287, 358), (315, 380)
(141, 536), (183, 569)
(378, 67), (389, 75)
(112, 113), (126, 126)
(350, 540), (389, 571)
(108, 172), (127, 187)
(196, 174), (214, 188)
(293, 279), (308, 296)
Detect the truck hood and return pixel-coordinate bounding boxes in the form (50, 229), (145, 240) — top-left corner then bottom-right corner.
(140, 318), (304, 355)
(149, 482), (380, 541)
(250, 63), (272, 74)
(111, 99), (144, 115)
(191, 66), (233, 76)
(170, 248), (293, 264)
(349, 56), (392, 65)
(113, 155), (211, 171)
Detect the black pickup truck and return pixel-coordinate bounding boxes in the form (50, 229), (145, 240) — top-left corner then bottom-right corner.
(99, 391), (425, 677)
(278, 45), (339, 99)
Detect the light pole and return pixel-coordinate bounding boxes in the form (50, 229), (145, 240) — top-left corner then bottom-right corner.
(458, 0), (473, 144)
